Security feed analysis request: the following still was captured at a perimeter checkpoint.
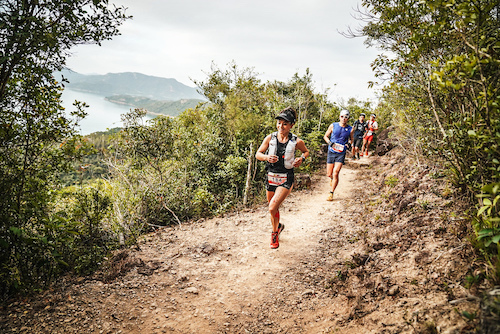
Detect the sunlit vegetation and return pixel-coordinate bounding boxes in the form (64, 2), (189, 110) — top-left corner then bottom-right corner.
(359, 0), (500, 282)
(0, 0), (130, 296)
(103, 64), (374, 244)
(3, 0), (498, 308)
(0, 8), (374, 299)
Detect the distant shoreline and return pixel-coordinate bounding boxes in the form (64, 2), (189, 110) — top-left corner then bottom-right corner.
(62, 88), (201, 123)
(104, 97), (175, 118)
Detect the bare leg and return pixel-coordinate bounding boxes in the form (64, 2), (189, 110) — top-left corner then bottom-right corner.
(353, 145), (360, 159)
(331, 162), (343, 193)
(361, 138), (367, 156)
(326, 163), (334, 179)
(326, 162), (335, 186)
(364, 138), (372, 156)
(267, 186), (292, 232)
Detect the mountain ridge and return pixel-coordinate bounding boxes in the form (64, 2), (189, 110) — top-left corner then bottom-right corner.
(105, 94), (203, 117)
(57, 70), (205, 101)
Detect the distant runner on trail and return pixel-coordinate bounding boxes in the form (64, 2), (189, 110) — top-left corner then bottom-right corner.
(256, 107), (309, 249)
(324, 109), (354, 201)
(361, 113), (378, 157)
(352, 113), (366, 160)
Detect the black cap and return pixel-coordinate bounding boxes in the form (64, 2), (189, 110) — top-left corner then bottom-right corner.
(275, 107), (296, 123)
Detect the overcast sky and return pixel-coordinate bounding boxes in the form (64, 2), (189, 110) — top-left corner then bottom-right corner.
(65, 0), (381, 102)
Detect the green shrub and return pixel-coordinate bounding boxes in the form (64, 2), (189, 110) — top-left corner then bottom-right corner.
(385, 175), (399, 187)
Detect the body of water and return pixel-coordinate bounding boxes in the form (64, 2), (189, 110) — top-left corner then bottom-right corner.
(61, 89), (153, 135)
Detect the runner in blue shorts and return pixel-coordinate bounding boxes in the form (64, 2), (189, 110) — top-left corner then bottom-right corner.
(256, 107), (309, 249)
(323, 109), (354, 201)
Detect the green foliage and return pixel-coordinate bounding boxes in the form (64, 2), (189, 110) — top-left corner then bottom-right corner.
(360, 0), (500, 279)
(105, 62), (363, 246)
(1, 9), (377, 296)
(384, 175), (399, 187)
(302, 130), (326, 169)
(59, 182), (114, 275)
(476, 183), (500, 258)
(0, 0), (129, 295)
(70, 185), (113, 275)
(58, 128), (123, 187)
(107, 110), (186, 230)
(459, 310), (478, 322)
(364, 0), (500, 189)
(216, 155), (249, 195)
(0, 182), (114, 292)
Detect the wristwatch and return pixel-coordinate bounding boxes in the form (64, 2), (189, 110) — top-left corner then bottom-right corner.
(301, 156), (306, 162)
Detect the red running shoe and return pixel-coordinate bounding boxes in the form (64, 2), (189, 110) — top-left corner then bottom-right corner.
(278, 223), (285, 236)
(270, 232), (279, 249)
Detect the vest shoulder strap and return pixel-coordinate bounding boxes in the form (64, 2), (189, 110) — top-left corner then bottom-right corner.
(272, 131), (296, 142)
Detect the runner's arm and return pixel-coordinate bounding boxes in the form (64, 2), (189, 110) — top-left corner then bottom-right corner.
(293, 138), (309, 167)
(255, 135), (273, 162)
(323, 124), (333, 146)
(363, 122), (368, 137)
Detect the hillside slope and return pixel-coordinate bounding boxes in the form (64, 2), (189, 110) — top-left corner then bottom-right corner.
(105, 95), (203, 117)
(0, 150), (482, 333)
(57, 70), (204, 100)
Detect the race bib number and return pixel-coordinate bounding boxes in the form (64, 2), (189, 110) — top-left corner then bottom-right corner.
(332, 143), (345, 153)
(267, 172), (287, 186)
(367, 130), (373, 136)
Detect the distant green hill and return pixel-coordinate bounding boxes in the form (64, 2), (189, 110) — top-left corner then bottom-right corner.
(57, 70), (204, 101)
(106, 95), (203, 117)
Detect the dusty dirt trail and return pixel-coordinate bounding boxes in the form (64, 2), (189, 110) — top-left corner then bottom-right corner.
(1, 168), (357, 334)
(125, 169), (357, 333)
(2, 153), (482, 333)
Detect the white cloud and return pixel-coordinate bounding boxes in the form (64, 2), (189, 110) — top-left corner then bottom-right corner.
(65, 0), (381, 101)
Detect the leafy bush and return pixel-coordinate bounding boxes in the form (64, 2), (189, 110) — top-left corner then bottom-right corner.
(476, 183), (500, 281)
(360, 0), (500, 279)
(385, 175), (399, 188)
(0, 0), (129, 296)
(69, 183), (113, 275)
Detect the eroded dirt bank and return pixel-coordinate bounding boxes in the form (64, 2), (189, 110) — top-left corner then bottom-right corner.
(0, 148), (481, 333)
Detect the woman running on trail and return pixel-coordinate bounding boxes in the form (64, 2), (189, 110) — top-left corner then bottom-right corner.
(255, 107), (309, 249)
(324, 109), (354, 201)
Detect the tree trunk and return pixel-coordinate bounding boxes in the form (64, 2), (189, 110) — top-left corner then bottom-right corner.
(243, 143), (253, 206)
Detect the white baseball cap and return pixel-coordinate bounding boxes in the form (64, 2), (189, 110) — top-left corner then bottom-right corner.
(340, 109), (350, 118)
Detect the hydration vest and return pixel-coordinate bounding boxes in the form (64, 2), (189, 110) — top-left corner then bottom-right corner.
(353, 120), (366, 139)
(267, 132), (297, 170)
(366, 120), (378, 136)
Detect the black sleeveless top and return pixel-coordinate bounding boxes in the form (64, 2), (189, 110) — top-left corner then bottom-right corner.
(267, 139), (293, 174)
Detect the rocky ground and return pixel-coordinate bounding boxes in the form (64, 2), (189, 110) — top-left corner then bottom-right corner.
(0, 147), (491, 333)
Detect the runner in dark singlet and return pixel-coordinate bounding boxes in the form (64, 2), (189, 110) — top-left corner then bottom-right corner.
(352, 113), (366, 160)
(255, 107), (309, 249)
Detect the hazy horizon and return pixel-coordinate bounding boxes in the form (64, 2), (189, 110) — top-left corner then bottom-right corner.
(65, 0), (382, 102)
